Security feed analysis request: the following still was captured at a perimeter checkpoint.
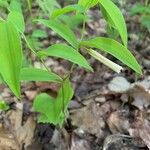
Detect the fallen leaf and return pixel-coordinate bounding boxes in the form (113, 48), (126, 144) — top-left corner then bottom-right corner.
(6, 102), (36, 148)
(70, 102), (106, 137)
(107, 111), (130, 134)
(71, 134), (91, 150)
(129, 119), (150, 149)
(25, 90), (37, 101)
(0, 126), (19, 150)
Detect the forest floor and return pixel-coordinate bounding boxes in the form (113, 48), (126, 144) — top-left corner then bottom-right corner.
(0, 1), (150, 150)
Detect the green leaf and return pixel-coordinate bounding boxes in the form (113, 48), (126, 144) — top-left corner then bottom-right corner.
(37, 19), (78, 48)
(78, 0), (99, 9)
(51, 4), (85, 19)
(33, 93), (56, 123)
(88, 49), (123, 73)
(9, 0), (22, 13)
(130, 3), (150, 15)
(99, 0), (127, 47)
(32, 29), (48, 38)
(37, 44), (93, 71)
(33, 78), (74, 125)
(0, 74), (3, 83)
(7, 11), (25, 33)
(37, 0), (60, 16)
(80, 37), (142, 74)
(55, 78), (74, 121)
(140, 15), (150, 32)
(0, 21), (22, 97)
(60, 14), (87, 29)
(0, 100), (9, 111)
(20, 68), (62, 83)
(0, 0), (9, 8)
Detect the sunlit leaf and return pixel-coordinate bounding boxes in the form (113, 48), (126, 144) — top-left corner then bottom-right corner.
(80, 37), (142, 74)
(7, 11), (25, 33)
(51, 4), (85, 19)
(78, 0), (99, 9)
(0, 20), (22, 97)
(33, 78), (74, 125)
(37, 43), (93, 71)
(9, 0), (22, 13)
(99, 0), (127, 46)
(37, 19), (78, 48)
(0, 100), (9, 111)
(20, 68), (62, 83)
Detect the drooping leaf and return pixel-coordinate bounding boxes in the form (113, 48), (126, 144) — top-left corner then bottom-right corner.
(80, 37), (142, 74)
(37, 19), (78, 48)
(7, 11), (25, 33)
(51, 4), (85, 19)
(99, 0), (127, 46)
(37, 44), (93, 71)
(20, 68), (62, 83)
(87, 49), (123, 73)
(78, 0), (99, 9)
(33, 78), (74, 125)
(0, 20), (22, 97)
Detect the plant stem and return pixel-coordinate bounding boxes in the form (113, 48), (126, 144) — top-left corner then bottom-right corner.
(145, 0), (149, 6)
(61, 13), (87, 121)
(80, 13), (86, 41)
(22, 33), (52, 73)
(26, 0), (33, 19)
(64, 13), (87, 80)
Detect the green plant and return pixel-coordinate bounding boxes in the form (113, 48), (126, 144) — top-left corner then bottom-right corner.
(0, 0), (142, 126)
(0, 100), (9, 111)
(130, 1), (150, 32)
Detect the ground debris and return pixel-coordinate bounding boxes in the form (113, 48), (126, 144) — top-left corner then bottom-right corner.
(5, 103), (36, 149)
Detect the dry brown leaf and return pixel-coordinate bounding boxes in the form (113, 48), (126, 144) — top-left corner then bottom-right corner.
(71, 134), (91, 150)
(70, 102), (106, 137)
(6, 103), (36, 149)
(129, 119), (150, 149)
(107, 111), (130, 134)
(24, 90), (37, 101)
(0, 126), (19, 150)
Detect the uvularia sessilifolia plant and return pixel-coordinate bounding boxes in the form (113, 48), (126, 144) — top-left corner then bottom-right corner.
(0, 0), (142, 125)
